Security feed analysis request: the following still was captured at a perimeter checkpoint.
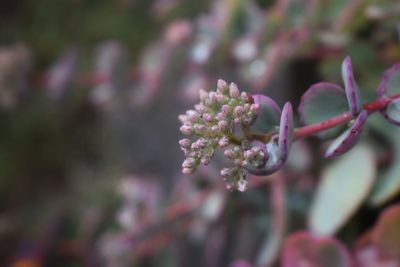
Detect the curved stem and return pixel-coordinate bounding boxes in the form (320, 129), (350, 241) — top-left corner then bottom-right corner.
(294, 93), (400, 140)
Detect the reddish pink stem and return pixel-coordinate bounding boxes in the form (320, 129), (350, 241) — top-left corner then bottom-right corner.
(294, 93), (400, 140)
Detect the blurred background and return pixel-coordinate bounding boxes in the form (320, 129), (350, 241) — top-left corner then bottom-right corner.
(0, 0), (399, 266)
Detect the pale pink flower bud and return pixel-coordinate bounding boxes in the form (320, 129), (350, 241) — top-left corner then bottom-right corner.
(186, 110), (199, 122)
(180, 124), (192, 135)
(218, 136), (229, 147)
(194, 103), (207, 113)
(178, 114), (189, 124)
(210, 125), (219, 132)
(182, 167), (193, 174)
(234, 106), (244, 116)
(182, 158), (195, 168)
(194, 124), (206, 133)
(244, 150), (253, 159)
(240, 92), (249, 101)
(202, 113), (212, 122)
(179, 138), (191, 148)
(199, 89), (208, 102)
(220, 168), (232, 178)
(250, 103), (260, 114)
(224, 149), (235, 158)
(229, 83), (240, 98)
(218, 120), (228, 130)
(237, 179), (248, 192)
(208, 91), (218, 103)
(221, 105), (230, 114)
(201, 156), (210, 165)
(217, 79), (227, 92)
(216, 94), (226, 104)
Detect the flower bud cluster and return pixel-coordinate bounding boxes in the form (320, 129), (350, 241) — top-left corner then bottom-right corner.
(221, 140), (265, 191)
(178, 79), (261, 191)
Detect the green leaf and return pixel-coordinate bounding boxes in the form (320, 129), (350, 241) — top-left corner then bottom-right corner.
(298, 82), (348, 139)
(309, 144), (376, 235)
(385, 98), (400, 125)
(250, 94), (281, 134)
(368, 117), (400, 206)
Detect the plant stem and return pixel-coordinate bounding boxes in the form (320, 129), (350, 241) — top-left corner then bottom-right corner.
(294, 93), (400, 140)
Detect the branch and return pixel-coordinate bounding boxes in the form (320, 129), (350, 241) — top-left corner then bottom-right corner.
(294, 93), (400, 140)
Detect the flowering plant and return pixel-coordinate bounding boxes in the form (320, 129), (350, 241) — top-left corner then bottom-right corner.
(179, 57), (400, 192)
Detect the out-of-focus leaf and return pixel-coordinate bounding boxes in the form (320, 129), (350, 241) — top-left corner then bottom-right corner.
(286, 140), (312, 171)
(310, 144), (376, 235)
(250, 94), (281, 134)
(298, 82), (348, 139)
(342, 56), (361, 115)
(376, 63), (400, 125)
(386, 98), (400, 124)
(325, 110), (368, 158)
(372, 204), (400, 258)
(282, 231), (353, 267)
(368, 116), (400, 206)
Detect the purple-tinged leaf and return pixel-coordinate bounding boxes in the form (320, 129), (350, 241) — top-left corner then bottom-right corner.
(282, 231), (353, 267)
(279, 102), (294, 161)
(376, 63), (400, 125)
(342, 56), (361, 115)
(376, 63), (400, 97)
(250, 94), (281, 134)
(298, 82), (348, 139)
(371, 204), (400, 257)
(325, 110), (368, 158)
(245, 103), (293, 176)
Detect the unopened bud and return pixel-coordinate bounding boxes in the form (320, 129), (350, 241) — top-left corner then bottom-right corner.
(182, 167), (193, 174)
(224, 149), (235, 158)
(237, 179), (248, 192)
(217, 79), (228, 92)
(186, 110), (199, 122)
(218, 136), (229, 147)
(229, 83), (240, 98)
(180, 124), (193, 135)
(250, 103), (260, 114)
(234, 106), (244, 116)
(199, 89), (208, 102)
(218, 120), (228, 130)
(179, 138), (191, 148)
(202, 113), (212, 122)
(201, 156), (210, 165)
(220, 168), (232, 178)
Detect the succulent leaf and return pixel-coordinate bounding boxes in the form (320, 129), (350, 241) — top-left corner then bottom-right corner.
(376, 63), (400, 125)
(368, 116), (400, 206)
(279, 102), (294, 161)
(250, 94), (281, 134)
(282, 231), (353, 267)
(298, 82), (348, 139)
(245, 102), (293, 175)
(342, 56), (361, 115)
(325, 110), (368, 158)
(372, 204), (400, 257)
(310, 144), (376, 235)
